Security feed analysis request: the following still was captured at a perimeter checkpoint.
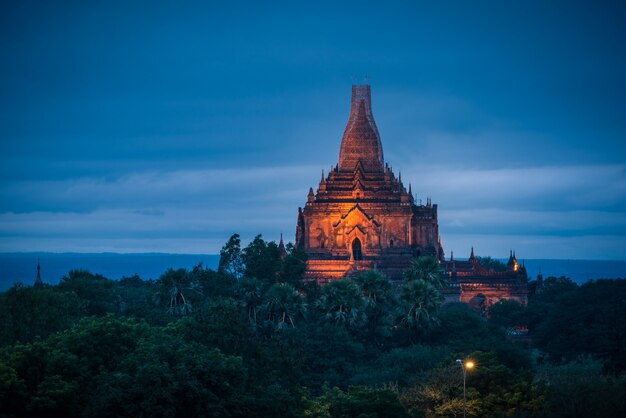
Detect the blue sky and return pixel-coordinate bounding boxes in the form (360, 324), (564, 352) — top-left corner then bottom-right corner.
(1, 1), (625, 259)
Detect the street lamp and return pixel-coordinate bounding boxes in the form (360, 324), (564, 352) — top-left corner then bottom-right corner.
(456, 359), (474, 418)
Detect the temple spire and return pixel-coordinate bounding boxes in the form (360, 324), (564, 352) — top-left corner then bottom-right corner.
(507, 249), (519, 271)
(338, 85), (384, 173)
(34, 259), (43, 288)
(278, 233), (287, 259)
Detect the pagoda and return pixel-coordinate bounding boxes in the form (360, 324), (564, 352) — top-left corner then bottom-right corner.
(295, 85), (443, 282)
(294, 85), (528, 307)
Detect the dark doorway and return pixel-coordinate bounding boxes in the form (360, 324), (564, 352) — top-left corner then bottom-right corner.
(352, 238), (363, 260)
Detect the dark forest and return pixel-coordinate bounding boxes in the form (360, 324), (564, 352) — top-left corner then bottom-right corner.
(1, 234), (624, 417)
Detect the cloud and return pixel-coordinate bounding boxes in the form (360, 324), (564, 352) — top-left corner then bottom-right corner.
(1, 163), (625, 258)
(405, 164), (626, 212)
(0, 165), (321, 212)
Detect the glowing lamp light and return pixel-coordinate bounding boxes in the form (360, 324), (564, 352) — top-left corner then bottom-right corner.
(465, 361), (474, 369)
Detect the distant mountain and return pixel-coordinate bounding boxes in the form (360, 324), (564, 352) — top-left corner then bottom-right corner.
(0, 252), (220, 291)
(0, 253), (624, 291)
(517, 259), (626, 284)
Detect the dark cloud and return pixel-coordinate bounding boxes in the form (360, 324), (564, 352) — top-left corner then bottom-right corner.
(0, 1), (625, 258)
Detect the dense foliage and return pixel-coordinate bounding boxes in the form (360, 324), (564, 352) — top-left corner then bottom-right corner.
(1, 235), (624, 417)
(476, 256), (507, 272)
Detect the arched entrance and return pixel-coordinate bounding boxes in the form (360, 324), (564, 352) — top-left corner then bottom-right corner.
(352, 238), (363, 260)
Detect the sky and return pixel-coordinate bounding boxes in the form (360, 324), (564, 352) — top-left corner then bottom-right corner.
(1, 1), (625, 259)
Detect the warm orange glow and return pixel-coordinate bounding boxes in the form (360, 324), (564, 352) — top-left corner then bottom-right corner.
(465, 361), (474, 369)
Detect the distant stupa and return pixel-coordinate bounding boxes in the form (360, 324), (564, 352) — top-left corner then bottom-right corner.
(34, 259), (44, 288)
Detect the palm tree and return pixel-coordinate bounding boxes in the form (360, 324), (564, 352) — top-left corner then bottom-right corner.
(352, 270), (393, 308)
(238, 277), (263, 324)
(397, 279), (443, 330)
(155, 268), (201, 317)
(404, 256), (446, 288)
(352, 270), (395, 342)
(315, 279), (366, 329)
(262, 282), (307, 330)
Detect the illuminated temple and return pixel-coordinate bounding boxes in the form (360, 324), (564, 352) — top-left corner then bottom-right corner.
(295, 85), (528, 306)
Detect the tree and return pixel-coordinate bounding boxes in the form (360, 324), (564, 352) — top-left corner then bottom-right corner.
(57, 270), (119, 316)
(397, 279), (443, 332)
(487, 299), (526, 331)
(279, 244), (308, 287)
(154, 268), (199, 317)
(402, 351), (543, 418)
(476, 256), (507, 272)
(262, 282), (307, 330)
(525, 276), (578, 330)
(468, 351), (543, 417)
(400, 364), (479, 418)
(238, 277), (264, 324)
(116, 275), (164, 324)
(315, 279), (366, 330)
(309, 386), (411, 418)
(404, 256), (446, 288)
(430, 303), (495, 352)
(190, 263), (236, 299)
(536, 357), (626, 418)
(532, 279), (626, 372)
(352, 270), (395, 344)
(0, 316), (252, 417)
(0, 283), (84, 346)
(349, 345), (448, 387)
(242, 235), (282, 283)
(218, 233), (245, 280)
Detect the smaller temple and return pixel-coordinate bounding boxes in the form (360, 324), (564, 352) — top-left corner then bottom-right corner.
(34, 259), (44, 288)
(444, 249), (528, 309)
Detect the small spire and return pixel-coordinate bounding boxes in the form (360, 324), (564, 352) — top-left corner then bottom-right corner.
(450, 251), (456, 274)
(278, 233), (287, 259)
(321, 169), (325, 183)
(408, 183), (412, 195)
(469, 247), (476, 261)
(34, 258), (43, 288)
